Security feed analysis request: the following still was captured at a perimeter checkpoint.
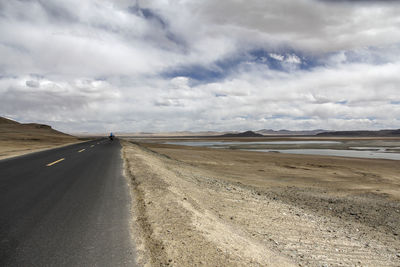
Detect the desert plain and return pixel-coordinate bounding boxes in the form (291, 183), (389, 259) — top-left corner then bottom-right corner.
(1, 115), (399, 266)
(122, 137), (400, 266)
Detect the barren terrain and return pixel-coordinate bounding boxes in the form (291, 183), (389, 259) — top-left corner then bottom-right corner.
(0, 117), (81, 160)
(122, 139), (400, 266)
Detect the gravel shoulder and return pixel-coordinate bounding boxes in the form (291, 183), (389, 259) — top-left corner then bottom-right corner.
(121, 140), (400, 266)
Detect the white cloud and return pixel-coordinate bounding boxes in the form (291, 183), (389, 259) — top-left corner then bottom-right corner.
(1, 0), (400, 132)
(269, 53), (284, 61)
(285, 54), (301, 64)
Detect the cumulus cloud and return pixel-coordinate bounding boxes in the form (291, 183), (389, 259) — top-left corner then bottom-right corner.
(0, 0), (399, 132)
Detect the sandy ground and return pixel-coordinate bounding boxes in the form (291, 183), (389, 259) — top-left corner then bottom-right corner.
(122, 139), (400, 266)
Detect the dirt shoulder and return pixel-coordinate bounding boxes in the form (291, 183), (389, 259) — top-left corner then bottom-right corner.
(122, 140), (400, 266)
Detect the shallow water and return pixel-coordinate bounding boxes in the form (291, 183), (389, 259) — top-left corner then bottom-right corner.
(165, 140), (400, 160)
(165, 141), (340, 146)
(246, 149), (400, 161)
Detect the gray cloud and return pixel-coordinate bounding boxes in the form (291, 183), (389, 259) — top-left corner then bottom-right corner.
(25, 80), (40, 88)
(0, 0), (399, 132)
(319, 0), (399, 3)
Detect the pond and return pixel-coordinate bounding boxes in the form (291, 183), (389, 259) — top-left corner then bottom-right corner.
(165, 141), (340, 146)
(245, 149), (400, 161)
(164, 140), (400, 160)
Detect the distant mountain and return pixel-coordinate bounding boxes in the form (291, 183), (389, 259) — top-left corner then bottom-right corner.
(117, 129), (329, 137)
(317, 129), (400, 137)
(256, 129), (326, 136)
(218, 131), (264, 138)
(0, 116), (76, 141)
(116, 131), (226, 137)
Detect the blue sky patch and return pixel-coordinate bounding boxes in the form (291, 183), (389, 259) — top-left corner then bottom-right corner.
(162, 48), (322, 83)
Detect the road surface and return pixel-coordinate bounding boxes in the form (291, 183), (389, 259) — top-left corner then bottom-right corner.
(0, 139), (136, 266)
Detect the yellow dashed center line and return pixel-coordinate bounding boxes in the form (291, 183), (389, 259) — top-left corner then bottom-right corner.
(78, 149), (86, 153)
(46, 158), (65, 167)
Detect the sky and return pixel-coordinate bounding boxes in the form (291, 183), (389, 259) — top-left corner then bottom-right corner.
(1, 0), (400, 133)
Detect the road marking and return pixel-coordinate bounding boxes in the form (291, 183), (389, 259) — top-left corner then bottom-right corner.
(46, 158), (65, 167)
(90, 145), (95, 147)
(97, 142), (100, 144)
(78, 149), (86, 153)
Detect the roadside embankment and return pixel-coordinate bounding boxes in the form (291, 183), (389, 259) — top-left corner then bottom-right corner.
(122, 140), (400, 266)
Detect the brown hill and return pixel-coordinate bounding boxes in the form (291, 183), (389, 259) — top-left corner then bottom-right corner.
(0, 116), (79, 159)
(218, 131), (264, 138)
(0, 117), (75, 142)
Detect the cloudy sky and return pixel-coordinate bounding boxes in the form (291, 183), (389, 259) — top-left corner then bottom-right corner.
(1, 0), (400, 133)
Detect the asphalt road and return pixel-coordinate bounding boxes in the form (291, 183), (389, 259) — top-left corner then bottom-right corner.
(0, 139), (136, 266)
